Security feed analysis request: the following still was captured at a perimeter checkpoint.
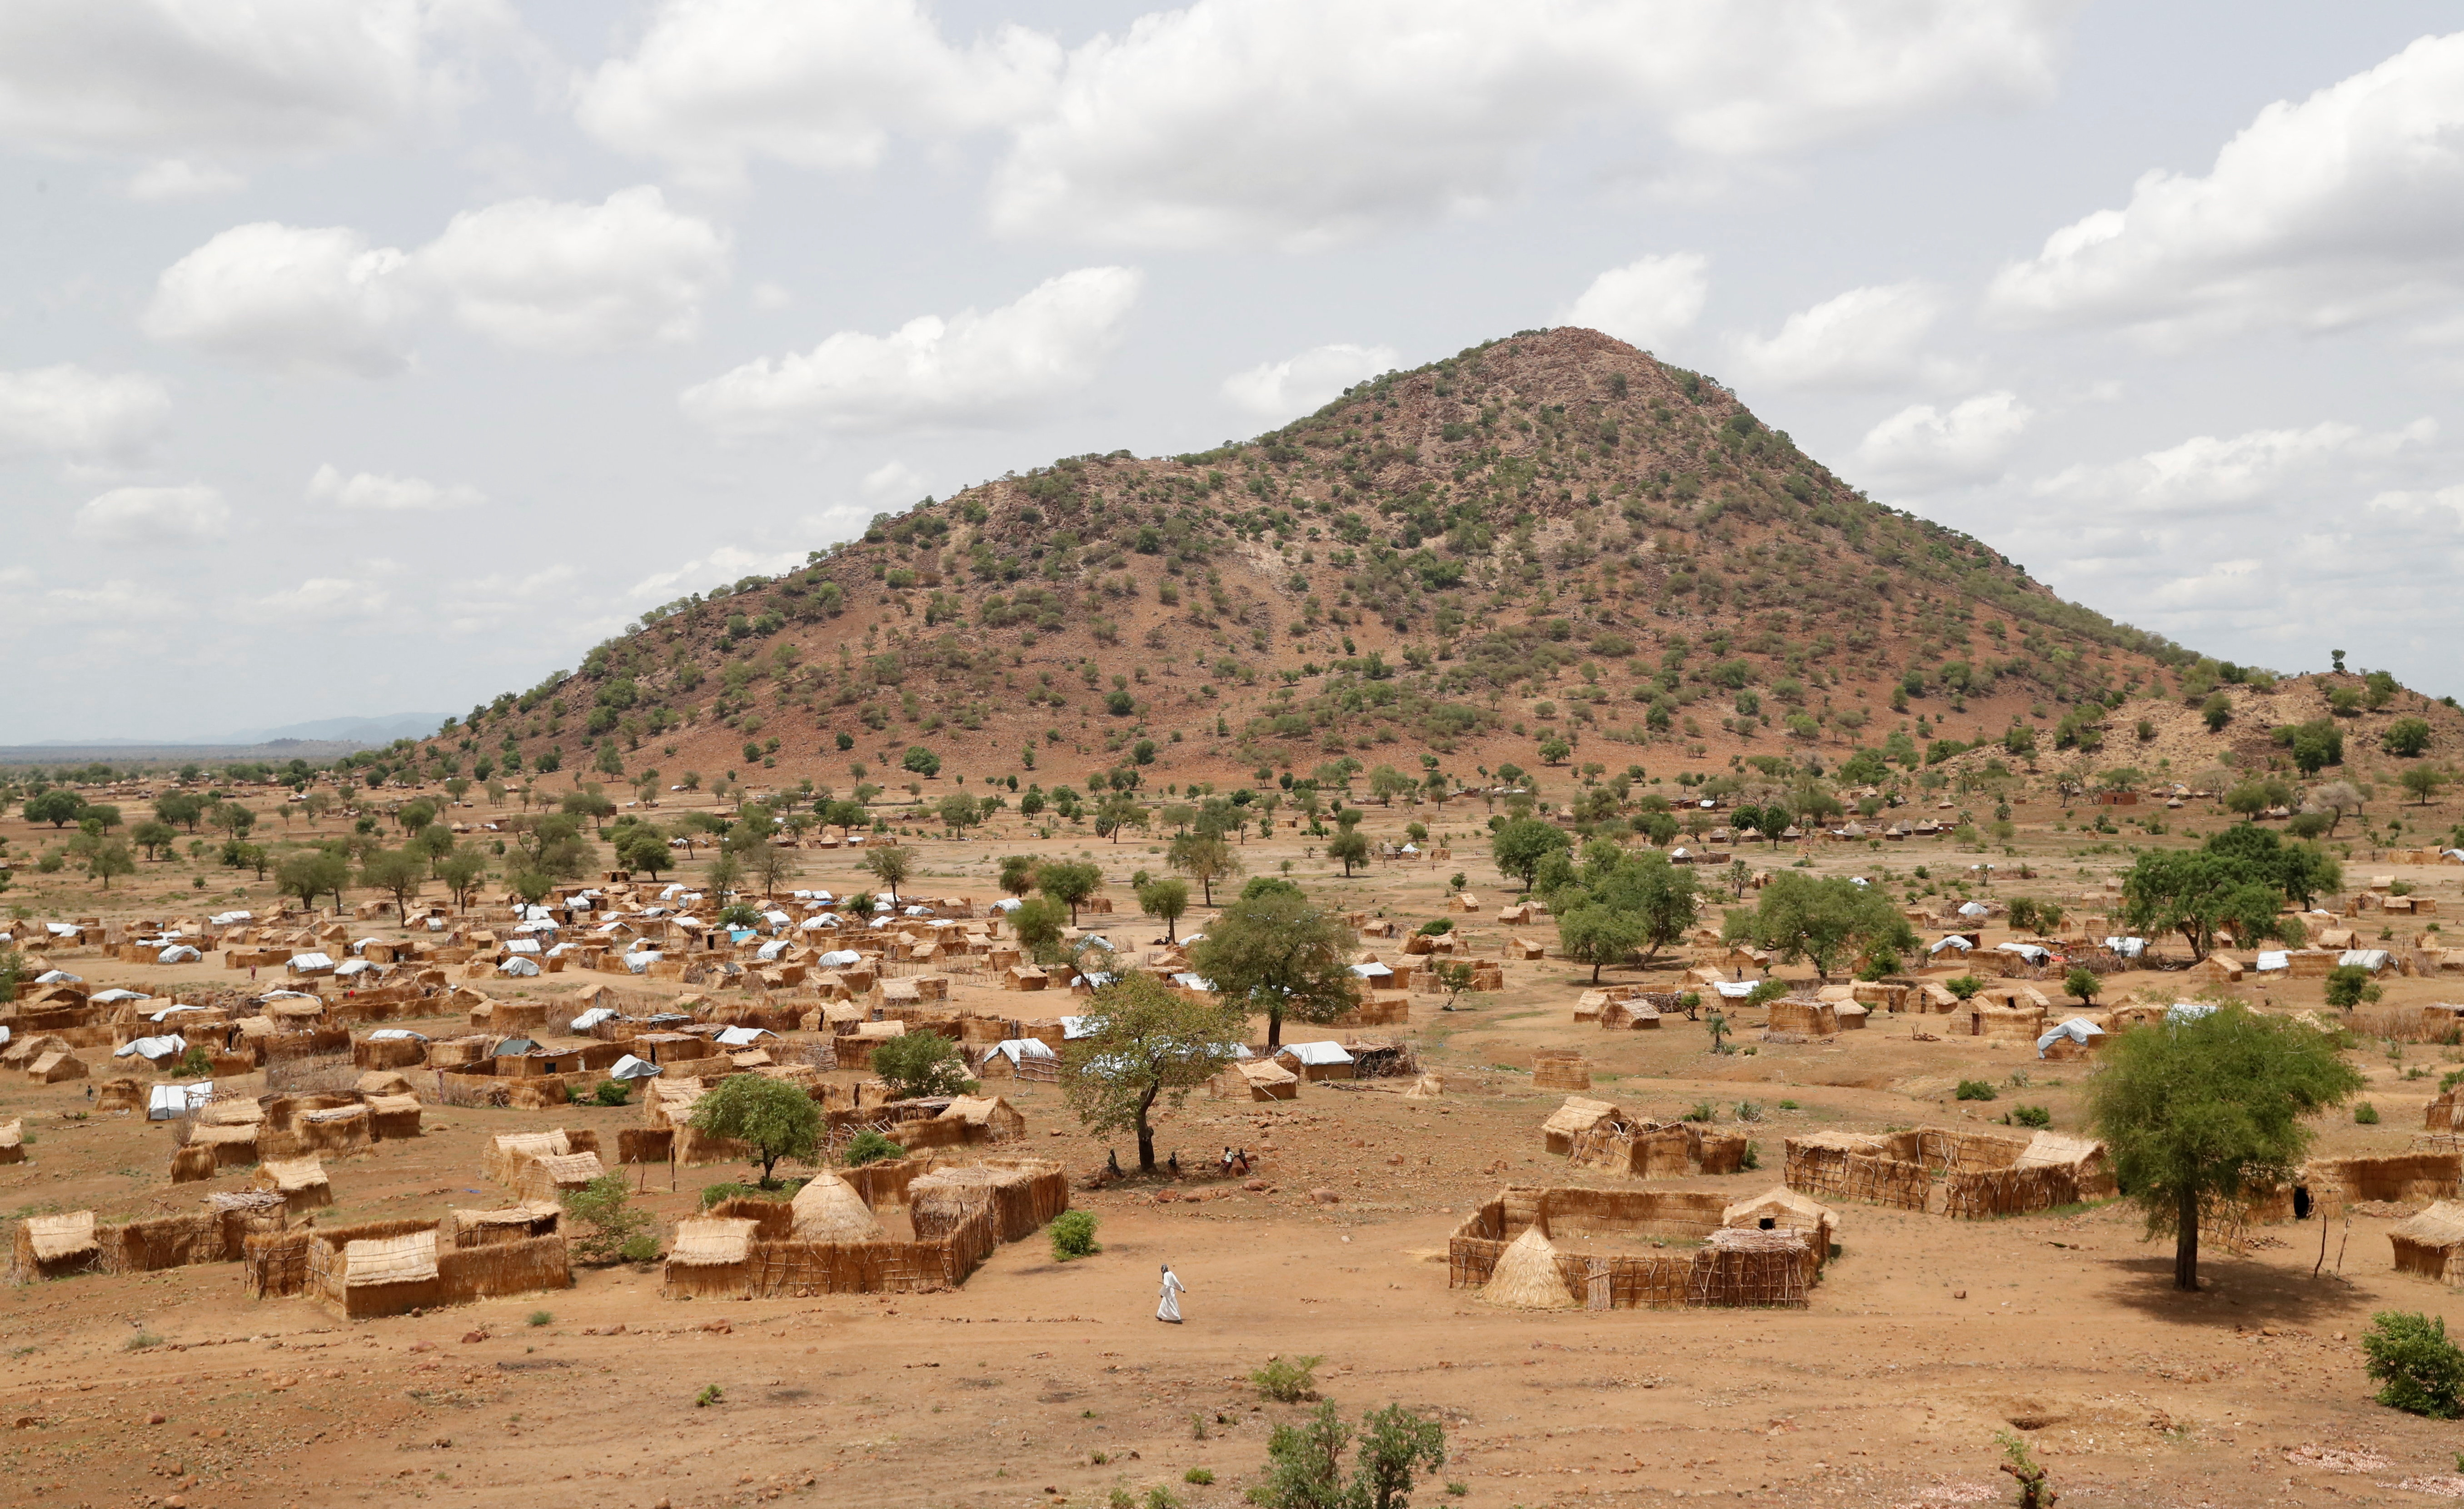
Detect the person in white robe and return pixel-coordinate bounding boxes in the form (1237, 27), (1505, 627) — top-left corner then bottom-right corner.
(1156, 1263), (1186, 1324)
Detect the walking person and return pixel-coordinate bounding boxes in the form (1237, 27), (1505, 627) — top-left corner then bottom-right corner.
(1156, 1263), (1186, 1325)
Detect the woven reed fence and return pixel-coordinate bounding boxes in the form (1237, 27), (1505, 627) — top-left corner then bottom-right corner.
(244, 1230), (313, 1298)
(2307, 1153), (2463, 1210)
(1447, 1201), (1813, 1310)
(1939, 1165), (2080, 1220)
(738, 1205), (998, 1297)
(1783, 1143), (1932, 1212)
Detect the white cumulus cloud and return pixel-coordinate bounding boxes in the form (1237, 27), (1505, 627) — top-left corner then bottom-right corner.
(1221, 342), (1400, 421)
(144, 222), (417, 377)
(626, 544), (808, 602)
(1562, 254), (1709, 351)
(2035, 418), (2435, 514)
(860, 460), (928, 500)
(1736, 281), (1949, 388)
(574, 0), (1059, 186)
(679, 266), (1142, 435)
(306, 463), (484, 512)
(1853, 391), (2033, 489)
(1988, 32), (2464, 340)
(415, 186), (730, 354)
(0, 365), (171, 459)
(75, 483), (229, 543)
(0, 0), (505, 160)
(124, 159), (245, 200)
(145, 188), (730, 372)
(990, 0), (2077, 248)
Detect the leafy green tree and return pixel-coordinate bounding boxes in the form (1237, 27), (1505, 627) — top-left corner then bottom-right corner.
(276, 849), (349, 914)
(1490, 817), (1572, 892)
(871, 1031), (977, 1100)
(2401, 767), (2447, 806)
(1167, 831), (1241, 906)
(24, 790), (82, 828)
(561, 1175), (655, 1265)
(1257, 1401), (1448, 1509)
(1035, 858), (1105, 924)
(2361, 1312), (2464, 1419)
(936, 792), (983, 836)
(2289, 719), (2344, 775)
(85, 839), (135, 890)
(2202, 822), (2344, 909)
(1189, 886), (1358, 1048)
(2086, 1004), (2360, 1290)
(998, 854), (1038, 897)
(615, 825), (671, 879)
(1136, 876), (1191, 943)
(1059, 972), (1246, 1172)
(131, 820), (177, 862)
(154, 791), (205, 831)
(1327, 828), (1372, 877)
(2120, 850), (2293, 962)
(360, 847), (425, 923)
(1536, 733), (1571, 765)
(2063, 966), (2101, 1005)
(1011, 896), (1070, 964)
(2385, 718), (2434, 758)
(1545, 844), (1700, 980)
(1721, 872), (1915, 982)
(439, 848), (487, 911)
(862, 844), (913, 904)
(687, 1074), (821, 1186)
(901, 745), (941, 778)
(1093, 791), (1143, 842)
(1556, 904), (1651, 984)
(2201, 692), (2233, 732)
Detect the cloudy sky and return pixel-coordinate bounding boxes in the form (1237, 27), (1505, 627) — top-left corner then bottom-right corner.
(6, 0), (2464, 742)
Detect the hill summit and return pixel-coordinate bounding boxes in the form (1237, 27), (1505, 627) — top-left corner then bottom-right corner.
(411, 328), (2200, 797)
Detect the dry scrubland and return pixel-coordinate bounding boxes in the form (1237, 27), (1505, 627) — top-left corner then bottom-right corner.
(8, 775), (2464, 1509)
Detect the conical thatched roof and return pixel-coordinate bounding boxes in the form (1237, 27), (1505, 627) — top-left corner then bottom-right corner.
(791, 1174), (884, 1241)
(1480, 1228), (1575, 1310)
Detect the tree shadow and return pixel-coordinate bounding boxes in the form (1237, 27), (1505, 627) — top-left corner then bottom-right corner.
(2093, 1246), (2377, 1328)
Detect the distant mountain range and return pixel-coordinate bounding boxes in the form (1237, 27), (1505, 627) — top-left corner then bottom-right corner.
(17, 712), (448, 750)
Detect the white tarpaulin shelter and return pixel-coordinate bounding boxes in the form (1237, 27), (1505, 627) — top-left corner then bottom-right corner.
(1711, 980), (1760, 998)
(35, 969), (80, 984)
(368, 1028), (428, 1041)
(1928, 936), (1973, 955)
(1277, 1041), (1354, 1067)
(983, 1038), (1057, 1068)
(1997, 942), (2052, 965)
(2339, 949), (2394, 973)
(1958, 901), (1990, 919)
(2165, 1002), (2217, 1025)
(148, 1081), (213, 1120)
(608, 1054), (663, 1079)
(572, 1007), (618, 1032)
(715, 1026), (774, 1047)
(91, 988), (147, 1005)
(159, 945), (202, 964)
(1349, 962), (1394, 980)
(498, 956), (540, 977)
(2036, 1017), (2106, 1058)
(117, 1034), (185, 1060)
(817, 949), (862, 968)
(624, 951), (662, 974)
(2255, 950), (2289, 972)
(288, 953), (334, 973)
(2103, 937), (2147, 959)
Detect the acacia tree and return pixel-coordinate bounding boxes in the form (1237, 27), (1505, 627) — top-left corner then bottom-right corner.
(1490, 817), (1572, 892)
(2086, 1005), (2359, 1290)
(1721, 871), (1914, 982)
(1059, 972), (1246, 1173)
(1188, 885), (1358, 1048)
(863, 845), (913, 904)
(1035, 859), (1104, 924)
(1167, 832), (1240, 906)
(359, 847), (425, 924)
(687, 1074), (820, 1186)
(1136, 876), (1191, 943)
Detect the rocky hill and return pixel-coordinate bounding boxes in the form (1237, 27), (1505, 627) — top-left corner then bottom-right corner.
(409, 328), (2240, 803)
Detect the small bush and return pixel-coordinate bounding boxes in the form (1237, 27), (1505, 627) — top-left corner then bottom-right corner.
(1740, 1141), (1761, 1171)
(1250, 1354), (1323, 1403)
(843, 1129), (902, 1167)
(2010, 1105), (2052, 1129)
(1776, 1099), (1800, 1110)
(1684, 1101), (1716, 1122)
(1184, 1469), (1215, 1485)
(592, 1079), (631, 1106)
(526, 1310), (553, 1327)
(1144, 1488), (1181, 1509)
(1416, 918), (1452, 936)
(123, 1332), (163, 1351)
(2356, 1102), (2382, 1125)
(1734, 1100), (1763, 1122)
(618, 1234), (661, 1264)
(694, 1384), (724, 1409)
(1446, 1484), (1469, 1498)
(562, 1174), (653, 1264)
(1050, 1209), (1101, 1261)
(1955, 1080), (1998, 1102)
(2362, 1311), (2464, 1418)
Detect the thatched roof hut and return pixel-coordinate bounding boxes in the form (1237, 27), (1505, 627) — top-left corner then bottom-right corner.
(2015, 1132), (2117, 1197)
(316, 1225), (442, 1319)
(2389, 1201), (2464, 1285)
(1542, 1096), (1622, 1156)
(94, 1077), (142, 1115)
(1531, 1049), (1590, 1092)
(26, 1048), (87, 1084)
(514, 1151), (606, 1203)
(253, 1156), (333, 1213)
(663, 1215), (758, 1297)
(355, 1070), (414, 1096)
(790, 1174), (884, 1241)
(1478, 1228), (1575, 1310)
(0, 1118), (21, 1166)
(1209, 1058), (1298, 1101)
(185, 1122), (261, 1170)
(487, 1129), (572, 1185)
(297, 1103), (372, 1155)
(365, 1093), (423, 1140)
(939, 1095), (1026, 1141)
(1722, 1186), (1839, 1270)
(443, 1202), (562, 1249)
(12, 1211), (99, 1281)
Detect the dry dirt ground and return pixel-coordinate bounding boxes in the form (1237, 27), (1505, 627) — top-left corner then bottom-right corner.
(10, 798), (2464, 1509)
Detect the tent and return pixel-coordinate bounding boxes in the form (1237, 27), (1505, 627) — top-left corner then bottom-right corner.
(116, 1034), (186, 1061)
(1711, 980), (1759, 999)
(623, 950), (663, 973)
(1171, 972), (1216, 992)
(756, 940), (790, 961)
(91, 988), (147, 1005)
(1058, 1016), (1101, 1040)
(572, 1006), (618, 1032)
(209, 910), (253, 926)
(34, 969), (81, 984)
(1927, 936), (1974, 955)
(1998, 943), (2052, 966)
(817, 949), (862, 968)
(159, 945), (202, 964)
(504, 938), (542, 955)
(2035, 1016), (2107, 1059)
(2339, 949), (2395, 974)
(147, 1081), (213, 1120)
(991, 898), (1024, 913)
(335, 959), (376, 977)
(608, 1054), (662, 1079)
(1957, 901), (1990, 919)
(146, 1004), (204, 1021)
(2102, 936), (2147, 960)
(499, 956), (541, 977)
(714, 1026), (774, 1047)
(1349, 962), (1395, 981)
(2255, 950), (2290, 972)
(982, 1038), (1057, 1069)
(368, 1028), (428, 1042)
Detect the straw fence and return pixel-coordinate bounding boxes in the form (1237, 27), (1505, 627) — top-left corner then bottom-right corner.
(1938, 1165), (2080, 1220)
(244, 1229), (313, 1298)
(2304, 1153), (2463, 1214)
(1446, 1192), (1814, 1309)
(1782, 1141), (1932, 1212)
(307, 1218), (570, 1319)
(738, 1203), (998, 1297)
(1786, 1127), (2082, 1217)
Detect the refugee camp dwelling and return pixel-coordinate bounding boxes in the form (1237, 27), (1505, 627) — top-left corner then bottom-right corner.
(1274, 1041), (1356, 1082)
(0, 1119), (20, 1166)
(11, 1211), (99, 1281)
(1448, 1185), (1821, 1310)
(514, 1150), (607, 1203)
(2388, 1201), (2464, 1286)
(791, 1174), (885, 1241)
(251, 1157), (334, 1214)
(1542, 1096), (1622, 1156)
(938, 1094), (1027, 1142)
(2036, 1016), (2108, 1060)
(1723, 1186), (1840, 1271)
(663, 1216), (760, 1297)
(1531, 1049), (1591, 1091)
(1211, 1058), (1299, 1101)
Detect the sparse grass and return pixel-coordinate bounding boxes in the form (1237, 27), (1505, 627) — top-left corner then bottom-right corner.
(1185, 1469), (1215, 1485)
(123, 1332), (163, 1351)
(527, 1310), (553, 1327)
(2357, 1102), (2382, 1125)
(1955, 1080), (1998, 1102)
(694, 1384), (724, 1408)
